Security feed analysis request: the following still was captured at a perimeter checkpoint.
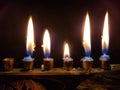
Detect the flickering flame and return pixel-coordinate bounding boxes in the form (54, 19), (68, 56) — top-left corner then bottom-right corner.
(64, 43), (70, 58)
(102, 12), (109, 54)
(43, 29), (51, 58)
(26, 16), (35, 56)
(83, 13), (91, 56)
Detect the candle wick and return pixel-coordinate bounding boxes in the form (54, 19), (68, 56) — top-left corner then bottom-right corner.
(65, 55), (69, 58)
(103, 53), (106, 55)
(28, 55), (31, 58)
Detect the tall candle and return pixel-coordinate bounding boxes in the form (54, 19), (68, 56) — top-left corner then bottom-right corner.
(42, 29), (54, 71)
(23, 16), (35, 70)
(99, 12), (110, 70)
(81, 13), (93, 71)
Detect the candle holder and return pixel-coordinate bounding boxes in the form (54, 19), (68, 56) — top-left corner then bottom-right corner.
(99, 60), (110, 70)
(22, 56), (34, 71)
(3, 58), (14, 71)
(22, 60), (34, 71)
(99, 54), (110, 70)
(43, 58), (54, 71)
(81, 57), (93, 72)
(63, 58), (73, 71)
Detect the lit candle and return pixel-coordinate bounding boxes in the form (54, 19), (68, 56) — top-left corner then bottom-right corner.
(63, 42), (73, 71)
(99, 12), (110, 69)
(23, 16), (35, 70)
(43, 29), (51, 58)
(81, 13), (93, 71)
(42, 29), (54, 71)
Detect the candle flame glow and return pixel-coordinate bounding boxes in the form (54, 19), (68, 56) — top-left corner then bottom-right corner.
(64, 43), (70, 58)
(83, 13), (91, 56)
(43, 29), (51, 58)
(102, 12), (109, 54)
(26, 16), (35, 56)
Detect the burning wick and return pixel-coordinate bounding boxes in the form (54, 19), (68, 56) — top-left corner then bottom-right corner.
(23, 56), (34, 61)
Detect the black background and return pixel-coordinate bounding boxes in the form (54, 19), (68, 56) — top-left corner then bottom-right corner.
(0, 0), (120, 68)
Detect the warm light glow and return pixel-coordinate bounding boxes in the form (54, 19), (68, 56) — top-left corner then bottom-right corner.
(83, 13), (91, 56)
(64, 43), (70, 58)
(26, 16), (35, 56)
(102, 12), (109, 54)
(43, 29), (51, 58)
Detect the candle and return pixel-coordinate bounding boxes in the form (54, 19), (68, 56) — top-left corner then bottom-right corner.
(42, 29), (54, 71)
(3, 58), (14, 71)
(81, 13), (93, 71)
(63, 42), (73, 71)
(23, 16), (35, 70)
(99, 12), (110, 70)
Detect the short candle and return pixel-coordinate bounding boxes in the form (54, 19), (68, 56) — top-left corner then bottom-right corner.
(3, 58), (14, 71)
(63, 42), (73, 71)
(42, 29), (54, 71)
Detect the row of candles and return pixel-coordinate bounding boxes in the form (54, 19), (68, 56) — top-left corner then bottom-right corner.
(3, 11), (110, 71)
(24, 11), (110, 71)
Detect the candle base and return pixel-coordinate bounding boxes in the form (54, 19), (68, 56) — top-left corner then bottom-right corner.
(82, 61), (93, 71)
(81, 57), (93, 71)
(99, 59), (110, 70)
(22, 60), (34, 71)
(43, 58), (54, 71)
(99, 54), (110, 70)
(3, 58), (14, 71)
(63, 60), (73, 71)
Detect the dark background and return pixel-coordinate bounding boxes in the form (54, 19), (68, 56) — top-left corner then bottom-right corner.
(0, 0), (120, 68)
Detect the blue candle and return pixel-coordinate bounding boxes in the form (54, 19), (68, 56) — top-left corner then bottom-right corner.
(23, 56), (34, 61)
(100, 54), (110, 61)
